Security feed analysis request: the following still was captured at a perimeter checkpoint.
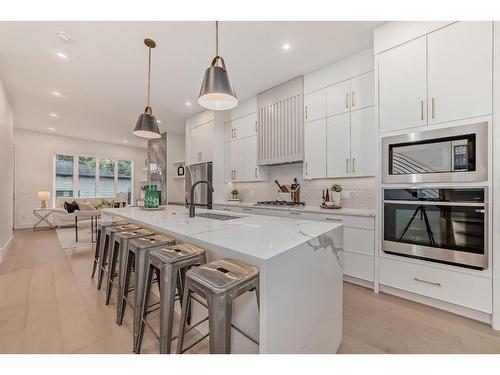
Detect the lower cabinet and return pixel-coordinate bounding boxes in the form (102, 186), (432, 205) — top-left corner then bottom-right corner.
(379, 257), (492, 313)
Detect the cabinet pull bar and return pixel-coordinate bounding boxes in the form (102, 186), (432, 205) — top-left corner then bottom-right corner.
(431, 97), (435, 119)
(305, 162), (308, 175)
(420, 100), (424, 121)
(352, 157), (355, 173)
(325, 217), (341, 222)
(346, 93), (349, 109)
(414, 277), (441, 287)
(346, 158), (349, 173)
(351, 92), (355, 107)
(289, 212), (300, 215)
(255, 167), (257, 179)
(305, 105), (308, 120)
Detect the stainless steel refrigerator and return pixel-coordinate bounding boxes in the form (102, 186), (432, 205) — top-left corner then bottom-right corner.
(184, 162), (213, 209)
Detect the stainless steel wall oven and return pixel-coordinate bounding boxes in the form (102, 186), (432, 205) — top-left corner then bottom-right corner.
(383, 188), (488, 270)
(382, 122), (488, 184)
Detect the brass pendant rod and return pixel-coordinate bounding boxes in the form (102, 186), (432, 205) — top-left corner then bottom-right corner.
(215, 20), (219, 58)
(147, 46), (152, 108)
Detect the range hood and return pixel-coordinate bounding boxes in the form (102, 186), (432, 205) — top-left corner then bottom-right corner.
(257, 76), (304, 165)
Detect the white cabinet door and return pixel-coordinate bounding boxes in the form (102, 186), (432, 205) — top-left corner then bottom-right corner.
(378, 36), (427, 133)
(230, 138), (245, 181)
(326, 113), (351, 177)
(326, 80), (351, 117)
(428, 21), (493, 125)
(350, 71), (374, 111)
(189, 126), (202, 165)
(244, 135), (260, 181)
(304, 88), (326, 122)
(224, 142), (231, 183)
(304, 119), (327, 179)
(350, 106), (376, 177)
(224, 123), (233, 142)
(189, 120), (214, 164)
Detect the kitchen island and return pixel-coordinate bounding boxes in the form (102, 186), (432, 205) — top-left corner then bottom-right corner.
(102, 205), (343, 354)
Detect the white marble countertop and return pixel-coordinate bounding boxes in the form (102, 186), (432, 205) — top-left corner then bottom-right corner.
(213, 201), (375, 217)
(102, 205), (341, 262)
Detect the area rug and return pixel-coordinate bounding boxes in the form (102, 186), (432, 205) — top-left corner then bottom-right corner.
(56, 221), (95, 249)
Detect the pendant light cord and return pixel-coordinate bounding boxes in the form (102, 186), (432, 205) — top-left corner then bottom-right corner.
(147, 46), (152, 108)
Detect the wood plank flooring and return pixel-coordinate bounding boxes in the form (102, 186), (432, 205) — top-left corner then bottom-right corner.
(1, 229), (500, 354)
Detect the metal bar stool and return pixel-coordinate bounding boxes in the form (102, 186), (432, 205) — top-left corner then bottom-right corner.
(97, 223), (142, 290)
(177, 258), (260, 354)
(117, 234), (176, 352)
(136, 243), (207, 354)
(105, 227), (155, 307)
(91, 219), (129, 278)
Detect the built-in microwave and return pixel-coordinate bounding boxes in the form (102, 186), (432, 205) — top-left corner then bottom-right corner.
(382, 122), (488, 184)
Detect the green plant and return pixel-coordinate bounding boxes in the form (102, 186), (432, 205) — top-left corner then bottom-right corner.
(95, 199), (116, 209)
(330, 184), (342, 193)
(231, 189), (239, 196)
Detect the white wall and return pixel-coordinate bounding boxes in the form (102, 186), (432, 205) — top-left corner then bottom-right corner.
(13, 129), (147, 229)
(166, 132), (186, 204)
(0, 78), (14, 261)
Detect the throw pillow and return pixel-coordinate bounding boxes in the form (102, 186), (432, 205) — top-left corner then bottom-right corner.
(78, 202), (95, 211)
(64, 201), (79, 213)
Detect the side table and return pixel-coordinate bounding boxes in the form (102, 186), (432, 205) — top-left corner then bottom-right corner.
(33, 208), (54, 231)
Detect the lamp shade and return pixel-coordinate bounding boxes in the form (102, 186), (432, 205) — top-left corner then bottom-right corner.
(38, 191), (50, 200)
(133, 109), (161, 139)
(198, 65), (238, 111)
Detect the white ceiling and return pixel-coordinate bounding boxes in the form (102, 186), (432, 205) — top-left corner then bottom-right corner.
(0, 21), (383, 148)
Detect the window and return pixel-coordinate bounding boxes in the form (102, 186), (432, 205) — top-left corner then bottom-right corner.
(99, 159), (116, 197)
(78, 156), (96, 197)
(55, 154), (74, 197)
(118, 160), (132, 204)
(53, 154), (134, 204)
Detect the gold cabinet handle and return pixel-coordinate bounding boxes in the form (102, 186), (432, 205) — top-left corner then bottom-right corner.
(414, 277), (441, 287)
(431, 97), (435, 119)
(351, 91), (355, 107)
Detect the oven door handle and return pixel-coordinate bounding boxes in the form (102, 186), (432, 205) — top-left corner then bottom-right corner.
(384, 200), (485, 207)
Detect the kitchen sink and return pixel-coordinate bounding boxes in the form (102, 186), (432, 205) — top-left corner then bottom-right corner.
(196, 212), (242, 221)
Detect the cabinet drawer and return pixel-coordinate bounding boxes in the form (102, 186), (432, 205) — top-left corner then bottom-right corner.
(379, 257), (492, 313)
(344, 227), (374, 255)
(344, 251), (374, 282)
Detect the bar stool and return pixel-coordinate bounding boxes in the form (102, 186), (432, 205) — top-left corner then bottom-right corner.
(91, 219), (129, 278)
(177, 258), (259, 354)
(105, 227), (155, 306)
(97, 223), (142, 290)
(117, 234), (176, 352)
(136, 243), (207, 354)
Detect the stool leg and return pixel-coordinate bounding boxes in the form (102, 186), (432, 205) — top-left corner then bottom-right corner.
(158, 264), (178, 354)
(105, 240), (120, 305)
(208, 294), (232, 354)
(117, 251), (134, 326)
(132, 249), (150, 353)
(136, 264), (155, 354)
(115, 238), (128, 323)
(176, 279), (192, 354)
(91, 228), (101, 278)
(177, 268), (192, 325)
(97, 233), (110, 290)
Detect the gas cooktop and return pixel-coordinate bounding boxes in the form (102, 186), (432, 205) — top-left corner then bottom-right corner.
(255, 200), (305, 207)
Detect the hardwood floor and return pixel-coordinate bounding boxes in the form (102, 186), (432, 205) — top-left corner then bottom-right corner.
(1, 228), (500, 354)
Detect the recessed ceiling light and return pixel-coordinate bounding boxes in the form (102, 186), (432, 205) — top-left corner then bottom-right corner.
(185, 101), (192, 106)
(48, 127), (56, 131)
(122, 140), (128, 143)
(56, 52), (68, 60)
(48, 113), (59, 118)
(51, 91), (62, 97)
(56, 31), (72, 43)
(282, 43), (291, 51)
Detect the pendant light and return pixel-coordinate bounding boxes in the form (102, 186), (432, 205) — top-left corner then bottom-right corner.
(133, 38), (161, 139)
(198, 21), (238, 111)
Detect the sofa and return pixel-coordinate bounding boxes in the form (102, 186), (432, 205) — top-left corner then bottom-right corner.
(51, 197), (107, 227)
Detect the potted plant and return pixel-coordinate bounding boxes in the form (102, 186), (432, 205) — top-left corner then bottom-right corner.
(330, 184), (342, 206)
(231, 189), (240, 200)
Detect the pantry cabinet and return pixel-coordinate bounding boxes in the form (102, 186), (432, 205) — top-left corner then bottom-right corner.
(304, 119), (327, 179)
(378, 21), (493, 133)
(378, 36), (427, 133)
(427, 21), (492, 125)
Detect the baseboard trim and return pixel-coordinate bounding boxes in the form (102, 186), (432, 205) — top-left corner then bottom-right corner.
(379, 284), (492, 324)
(344, 275), (374, 290)
(0, 234), (14, 263)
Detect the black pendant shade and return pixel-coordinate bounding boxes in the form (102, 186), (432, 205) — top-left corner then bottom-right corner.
(133, 107), (161, 139)
(133, 38), (161, 139)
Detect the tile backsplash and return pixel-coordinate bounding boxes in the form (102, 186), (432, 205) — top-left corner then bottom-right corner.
(227, 163), (376, 209)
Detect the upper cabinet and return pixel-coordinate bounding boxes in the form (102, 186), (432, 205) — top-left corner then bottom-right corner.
(350, 71), (375, 111)
(427, 22), (492, 124)
(378, 36), (427, 133)
(326, 80), (350, 117)
(188, 119), (214, 165)
(326, 72), (374, 117)
(378, 22), (493, 133)
(304, 88), (327, 122)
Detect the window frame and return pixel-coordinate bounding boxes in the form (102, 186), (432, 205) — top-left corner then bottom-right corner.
(52, 153), (134, 207)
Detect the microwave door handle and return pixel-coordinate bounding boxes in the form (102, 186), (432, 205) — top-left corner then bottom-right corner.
(384, 200), (485, 207)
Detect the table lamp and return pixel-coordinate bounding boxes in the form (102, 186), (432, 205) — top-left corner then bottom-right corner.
(38, 191), (50, 209)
